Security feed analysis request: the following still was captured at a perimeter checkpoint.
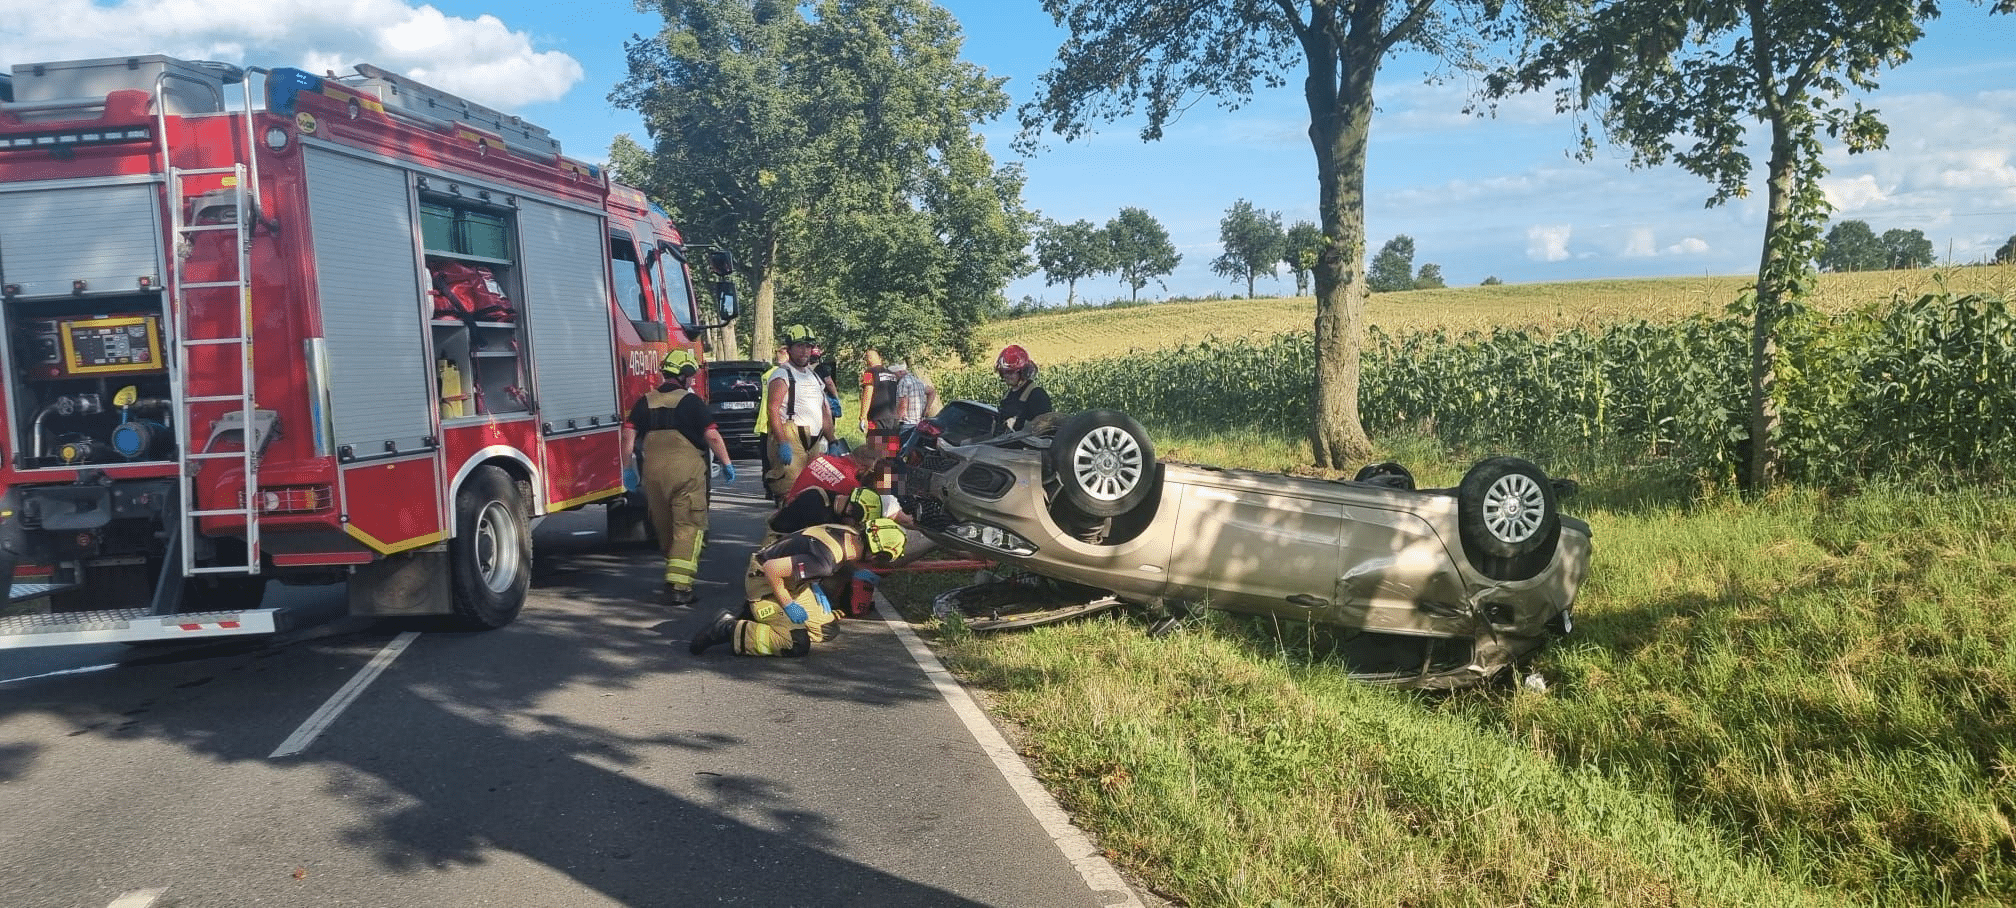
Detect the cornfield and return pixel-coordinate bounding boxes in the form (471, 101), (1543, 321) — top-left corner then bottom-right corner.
(944, 289), (2016, 486)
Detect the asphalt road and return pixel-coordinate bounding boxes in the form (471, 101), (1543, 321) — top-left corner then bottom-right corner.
(0, 467), (1145, 908)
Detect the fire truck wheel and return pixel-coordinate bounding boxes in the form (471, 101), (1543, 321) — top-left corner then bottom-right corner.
(450, 465), (531, 630)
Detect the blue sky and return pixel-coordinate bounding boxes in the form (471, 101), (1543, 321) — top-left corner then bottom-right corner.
(10, 1), (2013, 304)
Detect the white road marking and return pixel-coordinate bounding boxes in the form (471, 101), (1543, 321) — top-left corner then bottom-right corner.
(106, 888), (167, 907)
(270, 631), (419, 759)
(874, 593), (1147, 908)
(571, 530), (598, 536)
(1, 662), (120, 685)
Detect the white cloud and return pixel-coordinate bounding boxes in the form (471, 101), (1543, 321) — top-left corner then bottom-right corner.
(1822, 173), (1891, 211)
(1, 0), (582, 110)
(1620, 227), (1657, 257)
(1665, 237), (1710, 256)
(1526, 225), (1572, 262)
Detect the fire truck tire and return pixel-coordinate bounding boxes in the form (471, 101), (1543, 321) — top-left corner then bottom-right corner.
(449, 466), (531, 630)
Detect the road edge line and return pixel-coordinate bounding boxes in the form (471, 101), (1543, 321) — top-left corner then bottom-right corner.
(873, 594), (1146, 908)
(269, 631), (419, 759)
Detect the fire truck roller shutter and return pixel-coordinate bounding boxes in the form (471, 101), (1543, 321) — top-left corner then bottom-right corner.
(303, 149), (436, 456)
(516, 199), (615, 431)
(0, 182), (165, 298)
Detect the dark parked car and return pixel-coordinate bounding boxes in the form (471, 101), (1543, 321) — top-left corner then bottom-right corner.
(705, 359), (770, 457)
(899, 407), (1592, 689)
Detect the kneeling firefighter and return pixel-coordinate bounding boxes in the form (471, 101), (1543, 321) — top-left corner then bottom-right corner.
(688, 517), (906, 657)
(623, 349), (736, 605)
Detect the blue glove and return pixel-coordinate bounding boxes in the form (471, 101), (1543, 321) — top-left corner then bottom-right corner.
(622, 466), (640, 491)
(852, 569), (880, 587)
(783, 601), (809, 624)
(719, 462), (737, 484)
(811, 584), (834, 614)
(827, 396), (842, 417)
(777, 442), (794, 465)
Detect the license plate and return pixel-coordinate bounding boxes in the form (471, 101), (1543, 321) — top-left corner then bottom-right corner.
(718, 401), (756, 411)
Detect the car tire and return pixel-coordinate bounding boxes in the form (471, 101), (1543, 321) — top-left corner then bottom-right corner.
(1457, 456), (1560, 581)
(449, 465), (531, 630)
(1046, 410), (1155, 518)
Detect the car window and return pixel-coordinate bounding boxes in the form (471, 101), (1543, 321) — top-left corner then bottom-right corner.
(709, 367), (765, 398)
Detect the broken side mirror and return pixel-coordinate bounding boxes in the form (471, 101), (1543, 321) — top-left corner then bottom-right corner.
(706, 248), (734, 277)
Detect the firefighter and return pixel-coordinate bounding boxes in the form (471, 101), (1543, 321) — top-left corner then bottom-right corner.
(688, 517), (907, 657)
(994, 344), (1054, 433)
(623, 349), (736, 606)
(763, 324), (833, 500)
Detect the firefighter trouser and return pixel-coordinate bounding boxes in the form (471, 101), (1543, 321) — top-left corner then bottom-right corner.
(641, 432), (709, 591)
(762, 426), (826, 500)
(729, 559), (838, 656)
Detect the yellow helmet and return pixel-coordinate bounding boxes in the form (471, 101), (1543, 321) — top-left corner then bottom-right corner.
(846, 487), (883, 524)
(660, 348), (699, 378)
(861, 517), (905, 563)
(781, 323), (817, 347)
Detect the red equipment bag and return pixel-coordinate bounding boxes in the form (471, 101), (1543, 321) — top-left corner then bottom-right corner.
(429, 261), (516, 322)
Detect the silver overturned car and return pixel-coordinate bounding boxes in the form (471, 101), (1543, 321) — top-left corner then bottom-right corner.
(898, 405), (1592, 688)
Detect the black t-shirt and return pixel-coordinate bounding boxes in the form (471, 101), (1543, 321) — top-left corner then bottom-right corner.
(626, 384), (714, 452)
(864, 366), (902, 423)
(768, 487), (844, 535)
(998, 383), (1053, 432)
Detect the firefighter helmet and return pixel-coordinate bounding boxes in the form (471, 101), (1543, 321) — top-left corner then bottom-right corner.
(781, 324), (817, 347)
(660, 348), (699, 378)
(995, 344), (1036, 381)
(846, 487), (883, 524)
(861, 517), (906, 563)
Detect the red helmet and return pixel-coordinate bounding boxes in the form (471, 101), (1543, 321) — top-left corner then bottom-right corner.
(995, 344), (1034, 379)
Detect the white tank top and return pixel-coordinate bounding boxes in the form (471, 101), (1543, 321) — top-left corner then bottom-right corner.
(779, 362), (827, 430)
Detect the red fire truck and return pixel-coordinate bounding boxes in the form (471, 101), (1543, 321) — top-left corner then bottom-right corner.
(0, 55), (736, 649)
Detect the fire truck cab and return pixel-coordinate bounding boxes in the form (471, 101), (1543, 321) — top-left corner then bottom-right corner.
(0, 55), (736, 649)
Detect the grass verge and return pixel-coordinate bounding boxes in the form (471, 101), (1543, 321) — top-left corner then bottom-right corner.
(894, 432), (2016, 907)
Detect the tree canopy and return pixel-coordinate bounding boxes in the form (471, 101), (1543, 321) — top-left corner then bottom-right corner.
(1211, 199), (1286, 297)
(1881, 227), (1935, 269)
(1033, 218), (1113, 307)
(1819, 219), (1886, 272)
(1368, 235), (1417, 292)
(1105, 207), (1181, 303)
(613, 0), (1033, 364)
(1282, 220), (1324, 296)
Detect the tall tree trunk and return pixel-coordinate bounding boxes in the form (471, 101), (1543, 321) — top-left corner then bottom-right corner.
(1305, 26), (1376, 469)
(750, 228), (781, 363)
(1247, 273), (1256, 298)
(1745, 119), (1797, 492)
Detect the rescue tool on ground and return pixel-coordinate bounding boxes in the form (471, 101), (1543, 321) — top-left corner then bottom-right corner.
(0, 54), (738, 649)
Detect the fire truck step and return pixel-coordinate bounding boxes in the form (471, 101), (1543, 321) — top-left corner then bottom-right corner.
(178, 281), (248, 290)
(179, 223), (240, 234)
(185, 452), (251, 462)
(187, 507), (256, 517)
(0, 608), (280, 649)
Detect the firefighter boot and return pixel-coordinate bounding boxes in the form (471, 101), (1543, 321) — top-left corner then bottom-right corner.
(664, 586), (699, 607)
(689, 608), (739, 655)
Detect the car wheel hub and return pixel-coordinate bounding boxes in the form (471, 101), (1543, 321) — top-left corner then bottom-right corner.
(1483, 473), (1545, 543)
(1072, 426), (1145, 502)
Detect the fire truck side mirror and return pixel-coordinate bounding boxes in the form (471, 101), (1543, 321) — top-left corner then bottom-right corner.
(713, 280), (739, 323)
(706, 248), (734, 277)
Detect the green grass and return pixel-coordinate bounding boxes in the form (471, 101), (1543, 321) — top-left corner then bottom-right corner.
(893, 429), (2016, 907)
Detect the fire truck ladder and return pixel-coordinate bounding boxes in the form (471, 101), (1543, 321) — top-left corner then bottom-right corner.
(162, 81), (265, 578)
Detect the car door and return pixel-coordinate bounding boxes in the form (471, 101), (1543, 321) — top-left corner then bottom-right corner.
(1164, 473), (1346, 618)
